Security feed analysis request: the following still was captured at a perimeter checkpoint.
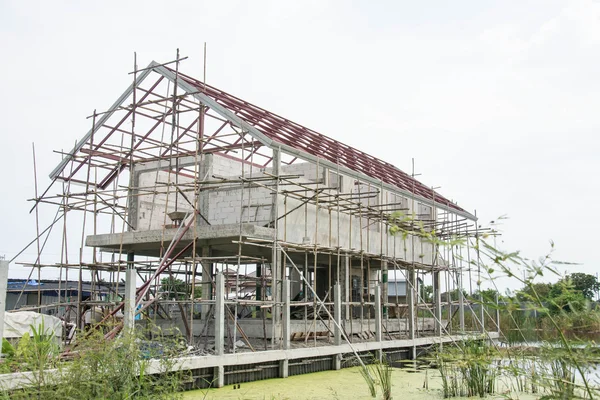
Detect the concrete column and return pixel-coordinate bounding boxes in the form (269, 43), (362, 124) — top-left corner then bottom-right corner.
(433, 271), (442, 336)
(381, 260), (388, 318)
(200, 246), (212, 320)
(0, 260), (9, 354)
(407, 269), (416, 340)
(279, 359), (289, 378)
(215, 272), (225, 356)
(214, 365), (224, 388)
(343, 255), (350, 320)
(197, 154), (212, 227)
(480, 293), (485, 333)
(374, 285), (382, 343)
(333, 284), (342, 346)
(495, 293), (500, 333)
(255, 263), (262, 318)
(271, 249), (282, 347)
(282, 280), (290, 350)
(123, 252), (136, 335)
(458, 270), (465, 332)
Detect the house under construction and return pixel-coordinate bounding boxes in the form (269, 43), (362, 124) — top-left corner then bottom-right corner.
(16, 55), (499, 388)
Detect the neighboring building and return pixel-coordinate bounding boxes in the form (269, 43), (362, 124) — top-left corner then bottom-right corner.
(387, 278), (423, 318)
(6, 279), (124, 317)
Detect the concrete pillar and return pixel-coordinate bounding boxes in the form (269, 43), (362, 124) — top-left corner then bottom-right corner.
(279, 359), (289, 378)
(282, 280), (290, 350)
(0, 260), (8, 354)
(480, 293), (485, 333)
(407, 269), (416, 340)
(433, 271), (442, 336)
(215, 272), (224, 356)
(271, 249), (283, 347)
(123, 252), (136, 335)
(342, 255), (350, 320)
(332, 355), (341, 370)
(200, 246), (212, 320)
(458, 270), (465, 332)
(374, 285), (382, 343)
(495, 293), (500, 333)
(375, 285), (383, 362)
(381, 260), (388, 318)
(197, 154), (212, 227)
(289, 263), (302, 301)
(255, 263), (262, 318)
(214, 365), (224, 388)
(333, 284), (342, 346)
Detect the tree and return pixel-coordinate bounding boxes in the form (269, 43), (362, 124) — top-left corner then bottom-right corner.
(421, 285), (433, 303)
(566, 273), (600, 300)
(160, 277), (187, 300)
(474, 288), (500, 303)
(516, 282), (554, 302)
(547, 279), (587, 314)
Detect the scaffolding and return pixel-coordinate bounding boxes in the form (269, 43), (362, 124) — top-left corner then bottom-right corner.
(18, 52), (499, 356)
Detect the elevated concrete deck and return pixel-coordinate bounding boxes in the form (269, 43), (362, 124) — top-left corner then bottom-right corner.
(0, 332), (500, 391)
(86, 223), (275, 258)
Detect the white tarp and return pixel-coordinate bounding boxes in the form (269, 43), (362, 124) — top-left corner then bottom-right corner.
(3, 311), (62, 340)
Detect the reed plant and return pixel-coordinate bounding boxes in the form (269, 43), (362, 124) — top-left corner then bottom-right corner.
(359, 355), (394, 400)
(1, 323), (187, 399)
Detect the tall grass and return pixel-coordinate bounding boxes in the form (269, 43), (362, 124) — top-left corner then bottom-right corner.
(359, 356), (394, 400)
(1, 324), (187, 399)
(436, 339), (498, 398)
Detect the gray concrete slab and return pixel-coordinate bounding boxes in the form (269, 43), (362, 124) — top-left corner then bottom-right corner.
(85, 223), (275, 258)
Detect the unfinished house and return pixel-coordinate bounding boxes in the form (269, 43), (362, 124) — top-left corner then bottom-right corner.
(24, 57), (498, 387)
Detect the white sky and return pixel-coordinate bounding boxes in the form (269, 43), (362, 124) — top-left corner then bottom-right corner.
(1, 1), (599, 291)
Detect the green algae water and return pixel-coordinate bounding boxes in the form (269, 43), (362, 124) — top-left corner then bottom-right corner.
(182, 366), (539, 400)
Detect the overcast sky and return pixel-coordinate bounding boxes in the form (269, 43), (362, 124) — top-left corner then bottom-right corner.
(1, 1), (599, 291)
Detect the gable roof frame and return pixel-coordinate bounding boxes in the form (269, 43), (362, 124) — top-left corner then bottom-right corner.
(49, 61), (476, 221)
(150, 63), (476, 221)
(49, 65), (157, 180)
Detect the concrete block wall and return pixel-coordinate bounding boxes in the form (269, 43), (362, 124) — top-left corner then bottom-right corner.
(136, 169), (195, 231)
(211, 154), (264, 178)
(208, 186), (273, 225)
(131, 154), (434, 265)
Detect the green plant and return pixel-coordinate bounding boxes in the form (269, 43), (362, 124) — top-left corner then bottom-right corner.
(359, 356), (393, 400)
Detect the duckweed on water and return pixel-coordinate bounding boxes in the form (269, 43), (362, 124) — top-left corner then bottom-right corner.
(183, 366), (538, 400)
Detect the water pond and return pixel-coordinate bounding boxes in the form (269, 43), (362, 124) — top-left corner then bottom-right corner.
(183, 365), (539, 400)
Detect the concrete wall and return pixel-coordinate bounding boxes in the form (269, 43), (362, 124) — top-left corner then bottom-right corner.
(131, 153), (435, 263)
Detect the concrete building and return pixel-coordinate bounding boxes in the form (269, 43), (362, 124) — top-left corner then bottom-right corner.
(18, 58), (497, 387)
